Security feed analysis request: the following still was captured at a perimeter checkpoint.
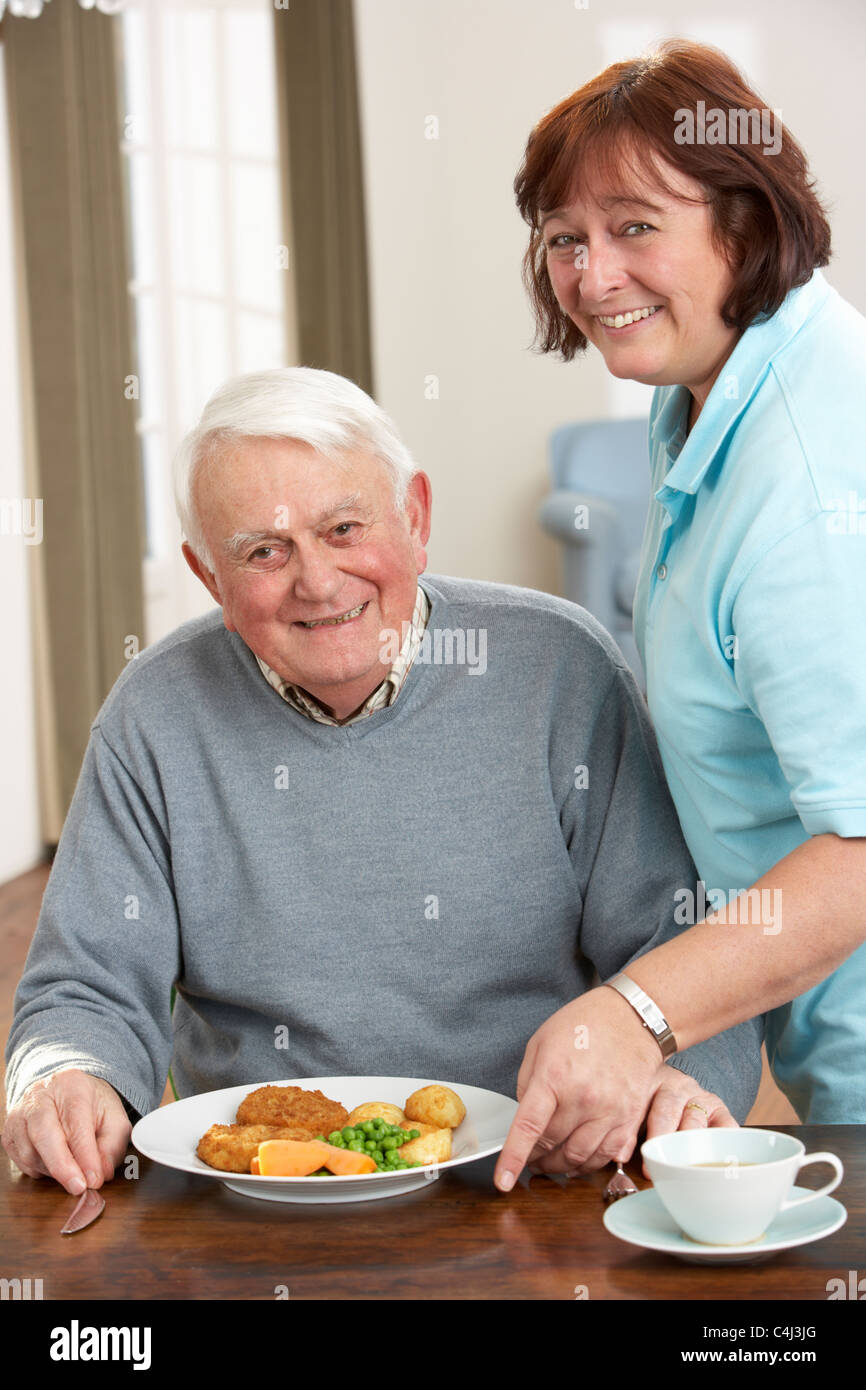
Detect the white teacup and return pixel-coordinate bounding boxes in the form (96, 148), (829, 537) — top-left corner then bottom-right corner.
(641, 1128), (843, 1246)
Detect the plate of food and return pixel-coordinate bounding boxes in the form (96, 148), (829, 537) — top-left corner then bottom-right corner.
(131, 1076), (518, 1202)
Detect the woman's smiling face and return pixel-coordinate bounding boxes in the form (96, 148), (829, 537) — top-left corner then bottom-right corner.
(542, 159), (742, 409)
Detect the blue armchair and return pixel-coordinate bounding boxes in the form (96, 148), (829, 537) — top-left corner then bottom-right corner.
(538, 417), (651, 688)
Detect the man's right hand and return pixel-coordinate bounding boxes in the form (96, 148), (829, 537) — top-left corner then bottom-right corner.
(2, 1069), (131, 1194)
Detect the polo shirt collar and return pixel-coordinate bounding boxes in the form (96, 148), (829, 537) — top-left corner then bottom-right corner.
(650, 268), (832, 495)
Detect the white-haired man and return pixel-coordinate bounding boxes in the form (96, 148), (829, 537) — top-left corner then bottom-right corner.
(4, 368), (762, 1197)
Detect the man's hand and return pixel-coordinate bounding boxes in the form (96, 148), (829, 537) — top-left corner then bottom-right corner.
(493, 987), (735, 1191)
(2, 1070), (131, 1195)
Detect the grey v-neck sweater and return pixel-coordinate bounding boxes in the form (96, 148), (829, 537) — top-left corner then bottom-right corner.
(5, 575), (762, 1119)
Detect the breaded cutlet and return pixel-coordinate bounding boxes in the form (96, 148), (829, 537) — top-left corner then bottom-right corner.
(196, 1123), (313, 1173)
(234, 1084), (349, 1136)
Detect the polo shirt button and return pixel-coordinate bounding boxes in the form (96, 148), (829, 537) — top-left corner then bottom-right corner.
(656, 563), (668, 580)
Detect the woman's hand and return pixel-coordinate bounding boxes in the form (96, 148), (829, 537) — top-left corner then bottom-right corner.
(644, 1063), (737, 1137)
(637, 1061), (737, 1177)
(493, 987), (736, 1190)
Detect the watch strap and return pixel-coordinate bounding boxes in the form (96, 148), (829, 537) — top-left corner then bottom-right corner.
(604, 971), (678, 1059)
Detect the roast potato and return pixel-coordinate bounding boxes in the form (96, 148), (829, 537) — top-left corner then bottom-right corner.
(404, 1084), (466, 1130)
(346, 1102), (407, 1127)
(399, 1122), (452, 1165)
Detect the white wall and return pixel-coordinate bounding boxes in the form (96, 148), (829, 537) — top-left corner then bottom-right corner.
(0, 47), (42, 882)
(354, 0), (866, 592)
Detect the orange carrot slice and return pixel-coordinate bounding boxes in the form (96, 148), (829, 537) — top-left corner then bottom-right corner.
(254, 1138), (377, 1177)
(256, 1140), (332, 1176)
(319, 1146), (377, 1176)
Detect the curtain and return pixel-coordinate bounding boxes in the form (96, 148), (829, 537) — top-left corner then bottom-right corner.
(273, 0), (374, 395)
(3, 2), (145, 844)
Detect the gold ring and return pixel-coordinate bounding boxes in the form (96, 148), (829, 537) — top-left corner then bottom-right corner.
(685, 1102), (709, 1116)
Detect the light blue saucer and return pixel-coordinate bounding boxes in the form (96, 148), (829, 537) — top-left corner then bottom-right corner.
(603, 1185), (847, 1264)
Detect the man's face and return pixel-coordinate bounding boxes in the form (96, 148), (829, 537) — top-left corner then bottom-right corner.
(541, 158), (741, 407)
(183, 437), (432, 720)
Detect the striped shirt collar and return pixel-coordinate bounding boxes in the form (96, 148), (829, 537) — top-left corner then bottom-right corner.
(254, 582), (430, 726)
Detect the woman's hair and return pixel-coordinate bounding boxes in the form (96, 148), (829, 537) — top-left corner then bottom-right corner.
(514, 38), (832, 360)
(173, 367), (418, 571)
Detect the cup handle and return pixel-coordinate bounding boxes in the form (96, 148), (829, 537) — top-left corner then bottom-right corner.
(778, 1152), (844, 1212)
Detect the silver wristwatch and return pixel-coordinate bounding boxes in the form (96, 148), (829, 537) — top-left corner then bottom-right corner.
(604, 972), (678, 1059)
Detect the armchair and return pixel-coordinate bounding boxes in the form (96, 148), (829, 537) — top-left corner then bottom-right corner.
(538, 417), (651, 688)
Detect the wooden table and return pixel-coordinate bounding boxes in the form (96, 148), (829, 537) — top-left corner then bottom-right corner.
(3, 1126), (863, 1374)
(2, 1125), (862, 1310)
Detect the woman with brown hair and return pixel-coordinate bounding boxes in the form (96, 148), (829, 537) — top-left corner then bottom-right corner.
(494, 39), (866, 1191)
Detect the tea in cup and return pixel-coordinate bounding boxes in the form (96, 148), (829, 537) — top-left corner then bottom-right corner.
(641, 1128), (843, 1245)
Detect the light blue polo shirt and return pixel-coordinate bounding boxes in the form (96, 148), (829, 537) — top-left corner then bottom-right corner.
(633, 267), (866, 1122)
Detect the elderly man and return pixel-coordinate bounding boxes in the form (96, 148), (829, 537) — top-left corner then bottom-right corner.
(4, 368), (761, 1197)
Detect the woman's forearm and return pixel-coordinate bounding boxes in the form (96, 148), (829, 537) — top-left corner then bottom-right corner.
(627, 834), (866, 1050)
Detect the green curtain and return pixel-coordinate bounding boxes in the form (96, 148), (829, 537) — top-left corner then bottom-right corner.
(3, 2), (145, 842)
(273, 0), (374, 394)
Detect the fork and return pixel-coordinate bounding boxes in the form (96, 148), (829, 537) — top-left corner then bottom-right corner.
(602, 1162), (639, 1202)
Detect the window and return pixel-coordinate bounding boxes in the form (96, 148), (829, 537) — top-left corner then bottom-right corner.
(118, 0), (287, 641)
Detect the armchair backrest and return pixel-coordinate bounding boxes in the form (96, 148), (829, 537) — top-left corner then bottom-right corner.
(550, 417), (651, 554)
(545, 416), (652, 687)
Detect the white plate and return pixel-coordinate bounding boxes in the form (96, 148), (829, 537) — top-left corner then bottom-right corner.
(603, 1186), (848, 1264)
(132, 1075), (517, 1203)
